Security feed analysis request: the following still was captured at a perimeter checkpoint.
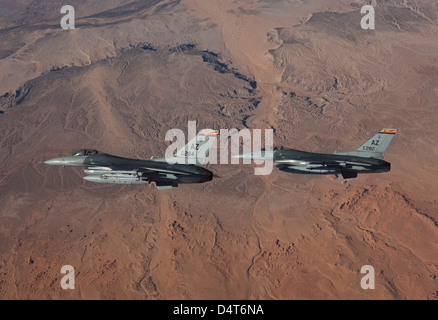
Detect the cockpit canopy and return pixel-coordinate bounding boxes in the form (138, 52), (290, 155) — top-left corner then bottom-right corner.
(71, 149), (99, 156)
(260, 146), (285, 151)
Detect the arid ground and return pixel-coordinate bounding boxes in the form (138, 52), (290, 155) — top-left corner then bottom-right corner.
(0, 0), (437, 299)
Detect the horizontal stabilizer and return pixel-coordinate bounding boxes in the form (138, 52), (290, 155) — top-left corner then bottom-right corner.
(156, 182), (178, 190)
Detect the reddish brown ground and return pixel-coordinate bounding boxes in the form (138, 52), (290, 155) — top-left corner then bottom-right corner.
(0, 0), (437, 299)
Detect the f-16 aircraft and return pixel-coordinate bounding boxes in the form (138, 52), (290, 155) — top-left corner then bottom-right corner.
(236, 129), (398, 179)
(44, 130), (219, 190)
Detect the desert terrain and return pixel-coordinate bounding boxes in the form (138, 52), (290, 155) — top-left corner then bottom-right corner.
(0, 0), (437, 300)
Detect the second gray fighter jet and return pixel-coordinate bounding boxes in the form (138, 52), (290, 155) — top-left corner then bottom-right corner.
(236, 128), (398, 179)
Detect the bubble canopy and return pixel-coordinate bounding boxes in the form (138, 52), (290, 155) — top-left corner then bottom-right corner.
(260, 146), (284, 151)
(71, 149), (99, 156)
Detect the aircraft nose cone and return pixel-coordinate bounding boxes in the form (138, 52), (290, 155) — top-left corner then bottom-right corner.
(44, 159), (56, 165)
(44, 158), (63, 165)
(232, 152), (252, 159)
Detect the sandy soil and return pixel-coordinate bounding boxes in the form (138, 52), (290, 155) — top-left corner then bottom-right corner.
(0, 0), (437, 300)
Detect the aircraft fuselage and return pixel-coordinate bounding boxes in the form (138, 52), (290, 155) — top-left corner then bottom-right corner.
(44, 153), (213, 186)
(274, 149), (390, 176)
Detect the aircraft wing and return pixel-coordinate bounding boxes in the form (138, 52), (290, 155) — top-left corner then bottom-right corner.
(138, 166), (192, 180)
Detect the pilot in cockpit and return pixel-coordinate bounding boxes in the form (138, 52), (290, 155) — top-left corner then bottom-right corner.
(260, 146), (284, 152)
(71, 149), (98, 156)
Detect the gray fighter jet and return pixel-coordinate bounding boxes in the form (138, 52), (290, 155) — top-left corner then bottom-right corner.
(44, 130), (219, 190)
(236, 128), (398, 179)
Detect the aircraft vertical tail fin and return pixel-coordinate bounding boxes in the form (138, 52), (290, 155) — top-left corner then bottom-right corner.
(335, 129), (398, 158)
(174, 129), (219, 165)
